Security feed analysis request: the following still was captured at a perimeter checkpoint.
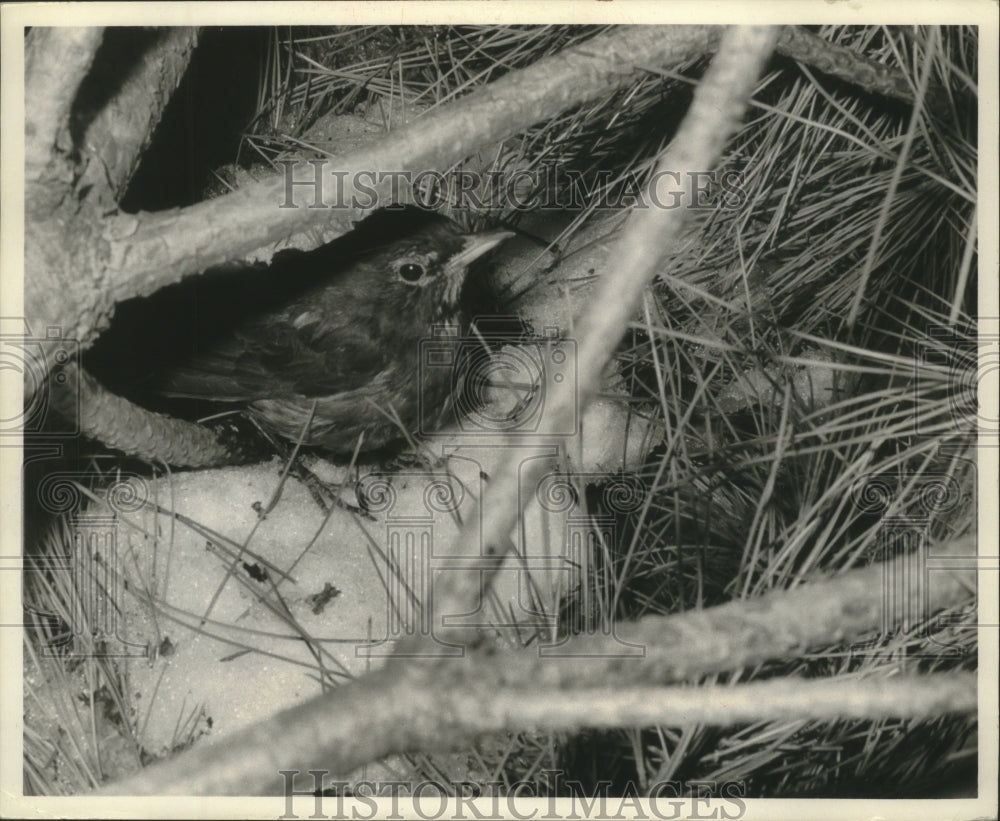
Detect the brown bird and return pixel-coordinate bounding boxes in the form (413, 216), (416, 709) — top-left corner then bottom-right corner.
(157, 212), (513, 456)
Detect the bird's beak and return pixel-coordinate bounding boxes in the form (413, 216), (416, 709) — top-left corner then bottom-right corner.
(446, 230), (516, 274)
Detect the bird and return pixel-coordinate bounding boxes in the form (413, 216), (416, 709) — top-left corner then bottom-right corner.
(156, 210), (514, 456)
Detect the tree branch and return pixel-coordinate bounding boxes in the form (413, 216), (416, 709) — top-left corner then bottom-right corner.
(482, 673), (976, 729)
(75, 27), (201, 204)
(394, 26), (783, 656)
(94, 520), (974, 795)
(53, 363), (235, 466)
(443, 534), (977, 690)
(98, 665), (974, 796)
(24, 27), (105, 189)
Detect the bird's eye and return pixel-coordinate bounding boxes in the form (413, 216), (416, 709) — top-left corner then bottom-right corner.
(397, 262), (426, 283)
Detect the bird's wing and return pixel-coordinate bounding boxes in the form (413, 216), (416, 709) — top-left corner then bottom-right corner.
(158, 312), (387, 401)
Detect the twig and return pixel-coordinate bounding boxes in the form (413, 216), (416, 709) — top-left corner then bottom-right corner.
(776, 27), (935, 107)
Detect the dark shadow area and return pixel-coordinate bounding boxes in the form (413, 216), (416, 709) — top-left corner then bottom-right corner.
(119, 27), (267, 211)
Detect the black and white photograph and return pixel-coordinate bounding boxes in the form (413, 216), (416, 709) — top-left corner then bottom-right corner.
(1, 3), (997, 818)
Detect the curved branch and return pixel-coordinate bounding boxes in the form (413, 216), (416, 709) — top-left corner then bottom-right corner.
(53, 364), (236, 466)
